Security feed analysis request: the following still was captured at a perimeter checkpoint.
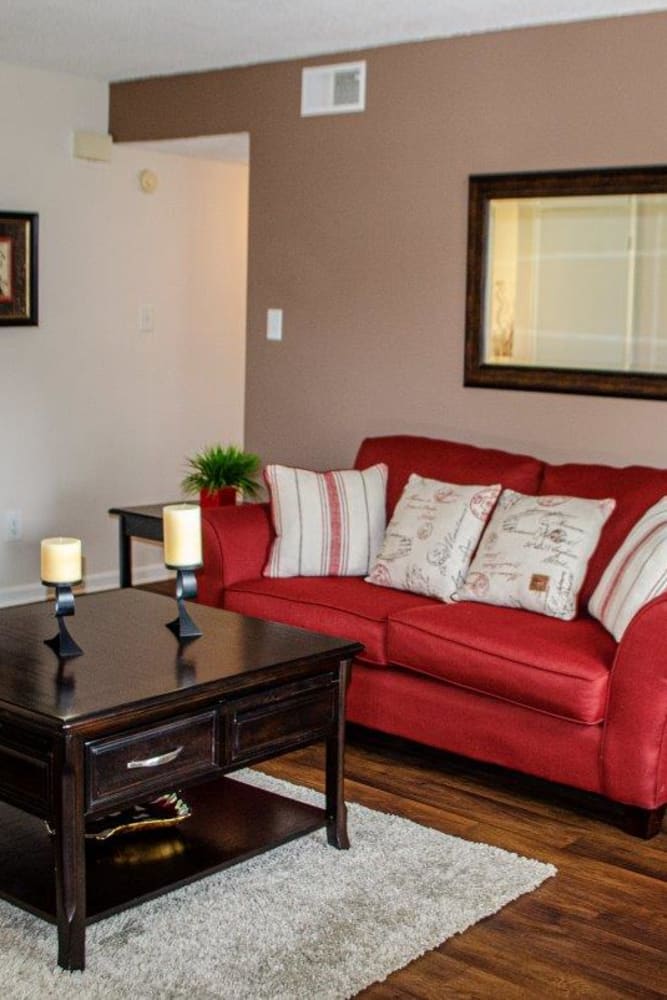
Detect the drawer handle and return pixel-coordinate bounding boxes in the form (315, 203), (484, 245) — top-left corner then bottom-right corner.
(126, 746), (184, 769)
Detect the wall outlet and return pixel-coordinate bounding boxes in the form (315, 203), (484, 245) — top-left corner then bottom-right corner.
(5, 510), (22, 541)
(139, 304), (155, 332)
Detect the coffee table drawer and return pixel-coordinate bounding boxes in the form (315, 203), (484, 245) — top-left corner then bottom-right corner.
(225, 677), (337, 765)
(86, 710), (218, 811)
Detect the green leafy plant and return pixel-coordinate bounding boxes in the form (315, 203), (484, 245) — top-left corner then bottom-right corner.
(181, 444), (262, 498)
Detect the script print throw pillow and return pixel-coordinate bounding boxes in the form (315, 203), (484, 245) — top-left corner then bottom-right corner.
(264, 463), (388, 577)
(366, 475), (502, 601)
(589, 496), (667, 641)
(455, 489), (615, 620)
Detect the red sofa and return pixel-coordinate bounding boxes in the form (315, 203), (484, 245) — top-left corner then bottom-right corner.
(197, 435), (667, 837)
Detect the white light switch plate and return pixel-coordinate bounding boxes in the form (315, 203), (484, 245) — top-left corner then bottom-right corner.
(266, 308), (283, 341)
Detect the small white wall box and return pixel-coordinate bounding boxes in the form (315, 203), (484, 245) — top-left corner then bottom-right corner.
(301, 61), (366, 117)
(266, 308), (283, 341)
(73, 130), (113, 162)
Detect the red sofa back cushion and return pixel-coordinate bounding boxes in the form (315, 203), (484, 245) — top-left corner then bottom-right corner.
(541, 462), (667, 604)
(354, 435), (544, 518)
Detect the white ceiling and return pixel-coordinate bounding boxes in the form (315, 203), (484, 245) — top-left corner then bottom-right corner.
(3, 0), (667, 83)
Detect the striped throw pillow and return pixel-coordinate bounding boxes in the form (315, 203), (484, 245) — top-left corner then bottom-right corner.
(589, 496), (667, 641)
(264, 464), (388, 577)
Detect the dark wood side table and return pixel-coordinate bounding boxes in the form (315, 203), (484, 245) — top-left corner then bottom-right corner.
(109, 503), (175, 587)
(0, 589), (361, 970)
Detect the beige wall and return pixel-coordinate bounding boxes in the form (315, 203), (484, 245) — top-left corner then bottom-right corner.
(110, 13), (667, 473)
(1, 62), (248, 604)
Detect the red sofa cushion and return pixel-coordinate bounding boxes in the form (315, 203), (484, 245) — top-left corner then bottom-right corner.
(541, 462), (667, 604)
(224, 577), (438, 666)
(354, 435), (544, 517)
(386, 602), (615, 724)
(347, 661), (604, 794)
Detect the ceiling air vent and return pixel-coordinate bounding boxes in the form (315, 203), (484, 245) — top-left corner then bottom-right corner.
(301, 61), (366, 117)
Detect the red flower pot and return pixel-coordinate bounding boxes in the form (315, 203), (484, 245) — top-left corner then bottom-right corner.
(199, 487), (238, 508)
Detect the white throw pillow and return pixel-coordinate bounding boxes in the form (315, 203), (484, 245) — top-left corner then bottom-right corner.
(264, 463), (388, 577)
(589, 496), (667, 640)
(454, 489), (615, 620)
(365, 475), (502, 601)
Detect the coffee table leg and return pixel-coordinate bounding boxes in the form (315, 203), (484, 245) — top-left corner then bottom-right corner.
(118, 517), (132, 588)
(326, 658), (350, 849)
(53, 735), (86, 970)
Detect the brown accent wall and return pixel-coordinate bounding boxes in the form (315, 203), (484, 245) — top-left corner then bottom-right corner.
(111, 14), (667, 471)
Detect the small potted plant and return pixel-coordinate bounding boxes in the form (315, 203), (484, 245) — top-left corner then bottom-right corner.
(181, 444), (262, 508)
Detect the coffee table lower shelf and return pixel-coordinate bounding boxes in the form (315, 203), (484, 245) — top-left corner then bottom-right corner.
(0, 775), (325, 925)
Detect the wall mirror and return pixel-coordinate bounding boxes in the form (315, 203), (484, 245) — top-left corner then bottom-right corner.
(464, 166), (667, 399)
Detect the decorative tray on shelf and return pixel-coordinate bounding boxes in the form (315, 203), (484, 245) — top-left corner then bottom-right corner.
(46, 792), (191, 841)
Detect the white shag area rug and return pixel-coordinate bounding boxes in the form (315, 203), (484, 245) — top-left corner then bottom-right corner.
(1, 771), (555, 1000)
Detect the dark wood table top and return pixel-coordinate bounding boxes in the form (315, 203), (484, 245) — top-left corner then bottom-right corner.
(0, 589), (361, 727)
(108, 503), (179, 519)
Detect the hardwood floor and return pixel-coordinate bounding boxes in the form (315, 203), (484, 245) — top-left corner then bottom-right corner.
(259, 729), (667, 999)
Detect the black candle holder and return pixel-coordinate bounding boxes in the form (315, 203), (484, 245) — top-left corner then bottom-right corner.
(165, 565), (203, 640)
(55, 663), (76, 711)
(175, 644), (197, 687)
(42, 582), (83, 659)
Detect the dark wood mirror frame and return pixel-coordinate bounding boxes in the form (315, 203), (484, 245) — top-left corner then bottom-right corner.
(464, 165), (667, 399)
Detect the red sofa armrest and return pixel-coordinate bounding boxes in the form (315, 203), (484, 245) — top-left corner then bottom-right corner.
(601, 593), (667, 809)
(197, 503), (273, 607)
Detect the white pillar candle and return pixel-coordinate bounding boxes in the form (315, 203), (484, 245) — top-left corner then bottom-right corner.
(163, 503), (202, 568)
(41, 537), (82, 584)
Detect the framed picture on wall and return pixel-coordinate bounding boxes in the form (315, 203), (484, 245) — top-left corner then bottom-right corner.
(0, 212), (38, 327)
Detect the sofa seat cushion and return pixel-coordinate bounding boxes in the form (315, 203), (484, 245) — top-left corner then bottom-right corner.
(225, 577), (439, 666)
(386, 602), (616, 723)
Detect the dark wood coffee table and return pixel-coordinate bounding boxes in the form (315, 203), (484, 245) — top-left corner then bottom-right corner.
(0, 589), (361, 970)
